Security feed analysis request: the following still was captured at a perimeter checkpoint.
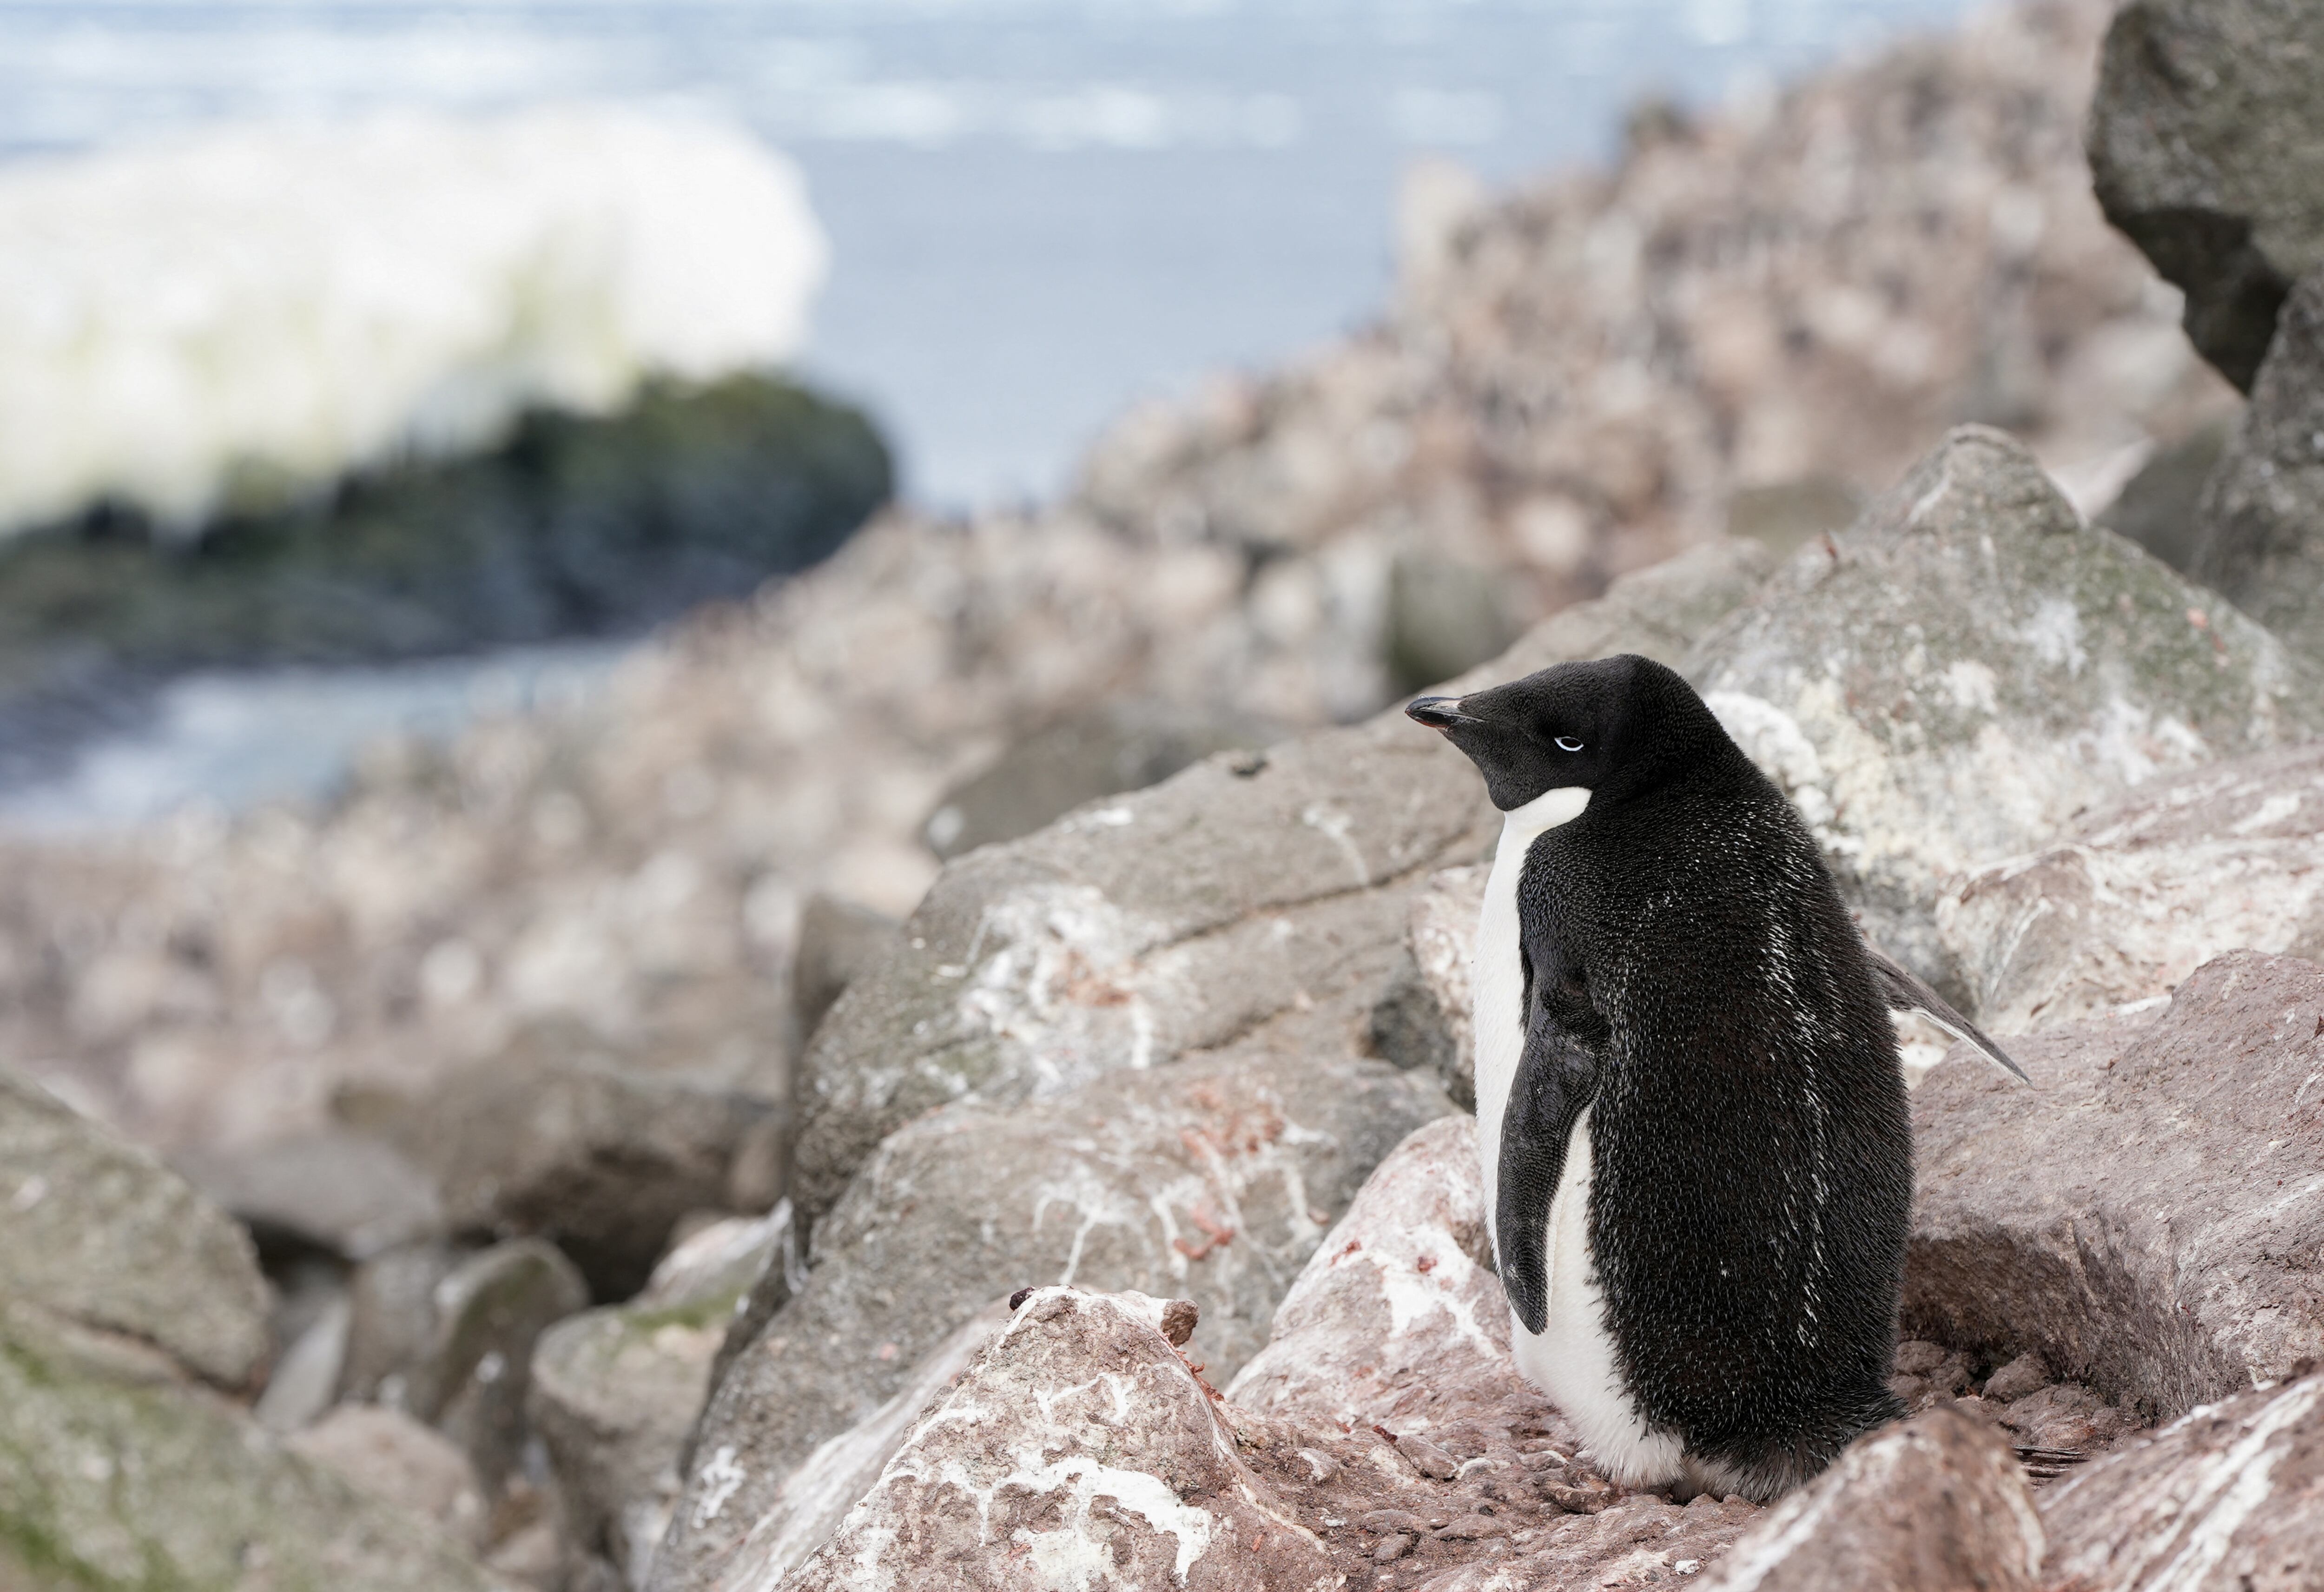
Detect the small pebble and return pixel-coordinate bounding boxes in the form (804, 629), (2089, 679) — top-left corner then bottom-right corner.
(1360, 1509), (1428, 1533)
(1400, 1435), (1460, 1480)
(1433, 1514), (1502, 1541)
(1294, 1448), (1341, 1483)
(1373, 1534), (1413, 1562)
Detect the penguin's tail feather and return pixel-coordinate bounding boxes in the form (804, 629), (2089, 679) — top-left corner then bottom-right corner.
(1864, 944), (2029, 1083)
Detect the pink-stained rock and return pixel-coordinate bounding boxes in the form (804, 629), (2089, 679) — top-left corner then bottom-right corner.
(1907, 951), (2324, 1420)
(2039, 1371), (2324, 1591)
(784, 1287), (1335, 1592)
(1226, 1115), (1507, 1439)
(1696, 1407), (2042, 1592)
(1940, 740), (2324, 1034)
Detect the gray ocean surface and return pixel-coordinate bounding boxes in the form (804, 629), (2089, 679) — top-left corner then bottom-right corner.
(0, 0), (1978, 824)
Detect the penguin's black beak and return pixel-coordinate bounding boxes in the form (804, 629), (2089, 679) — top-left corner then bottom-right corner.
(1406, 696), (1478, 732)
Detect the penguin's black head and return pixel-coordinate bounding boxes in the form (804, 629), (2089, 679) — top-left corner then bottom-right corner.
(1406, 654), (1723, 812)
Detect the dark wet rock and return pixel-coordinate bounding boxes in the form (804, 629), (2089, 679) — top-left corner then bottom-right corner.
(2190, 271), (2324, 666)
(2088, 0), (2324, 390)
(921, 700), (1270, 861)
(391, 1035), (778, 1300)
(1687, 426), (2324, 1004)
(2096, 416), (2234, 571)
(532, 1211), (790, 1589)
(0, 1064), (269, 1389)
(790, 893), (901, 1042)
(1939, 739), (2324, 1033)
(660, 1045), (1449, 1590)
(0, 374), (891, 782)
(412, 1238), (591, 1496)
(1694, 1407), (2041, 1592)
(173, 1128), (443, 1263)
(288, 1403), (490, 1547)
(2040, 1370), (2324, 1587)
(1906, 951), (2324, 1420)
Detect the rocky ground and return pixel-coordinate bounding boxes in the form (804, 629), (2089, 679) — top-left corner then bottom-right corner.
(8, 0), (2324, 1587)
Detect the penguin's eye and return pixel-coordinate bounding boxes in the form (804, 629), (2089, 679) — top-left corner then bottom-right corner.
(1553, 736), (1584, 752)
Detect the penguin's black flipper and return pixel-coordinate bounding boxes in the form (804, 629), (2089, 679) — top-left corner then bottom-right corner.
(1497, 1018), (1599, 1336)
(1865, 945), (2028, 1083)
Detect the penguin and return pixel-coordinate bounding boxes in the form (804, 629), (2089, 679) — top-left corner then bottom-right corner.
(1406, 654), (2022, 1502)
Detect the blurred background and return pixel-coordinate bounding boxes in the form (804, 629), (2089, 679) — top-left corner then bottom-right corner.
(0, 0), (1991, 824)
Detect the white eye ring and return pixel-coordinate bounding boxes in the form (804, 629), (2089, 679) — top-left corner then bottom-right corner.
(1554, 736), (1584, 752)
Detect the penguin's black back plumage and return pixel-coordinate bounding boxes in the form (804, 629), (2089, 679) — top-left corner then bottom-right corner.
(1418, 655), (1910, 1500)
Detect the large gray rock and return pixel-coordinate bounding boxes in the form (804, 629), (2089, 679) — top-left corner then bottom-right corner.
(0, 1302), (505, 1592)
(1939, 738), (2324, 1033)
(2088, 0), (2324, 390)
(920, 700), (1268, 861)
(392, 1037), (778, 1299)
(414, 1238), (592, 1496)
(659, 1042), (1449, 1590)
(287, 1403), (489, 1547)
(1695, 1408), (2042, 1592)
(0, 1065), (270, 1389)
(174, 1128), (443, 1262)
(1906, 951), (2324, 1420)
(2190, 271), (2324, 666)
(532, 1211), (790, 1589)
(1226, 1115), (1508, 1440)
(2040, 1371), (2324, 1588)
(1686, 425), (2324, 1003)
(692, 1303), (1010, 1592)
(789, 536), (1776, 1230)
(783, 1287), (1337, 1592)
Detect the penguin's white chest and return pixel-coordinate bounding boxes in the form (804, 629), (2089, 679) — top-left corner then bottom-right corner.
(1472, 788), (1683, 1488)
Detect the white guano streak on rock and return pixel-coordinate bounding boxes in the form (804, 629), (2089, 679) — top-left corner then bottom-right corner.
(1300, 804), (1371, 888)
(2060, 1378), (2323, 1591)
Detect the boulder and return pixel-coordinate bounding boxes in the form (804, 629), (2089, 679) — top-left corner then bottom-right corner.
(2088, 0), (2324, 390)
(2039, 1370), (2324, 1587)
(532, 1211), (790, 1589)
(413, 1239), (592, 1496)
(1370, 866), (1487, 1110)
(791, 893), (902, 1041)
(0, 1302), (504, 1592)
(658, 1043), (1450, 1589)
(689, 1303), (1012, 1592)
(788, 535), (1775, 1231)
(2190, 271), (2324, 666)
(782, 1287), (1337, 1592)
(1686, 426), (2324, 1004)
(1226, 1115), (1507, 1439)
(390, 1037), (779, 1300)
(921, 700), (1269, 861)
(1939, 739), (2324, 1033)
(1694, 1407), (2042, 1592)
(173, 1128), (443, 1262)
(0, 1064), (270, 1389)
(1905, 951), (2324, 1420)
(341, 1239), (464, 1407)
(288, 1403), (490, 1546)
(2095, 417), (2233, 573)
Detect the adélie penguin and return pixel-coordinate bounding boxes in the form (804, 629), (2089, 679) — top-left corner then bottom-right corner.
(1406, 654), (2023, 1502)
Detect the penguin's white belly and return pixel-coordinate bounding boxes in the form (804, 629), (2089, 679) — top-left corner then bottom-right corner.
(1470, 783), (1682, 1488)
(1506, 1109), (1684, 1487)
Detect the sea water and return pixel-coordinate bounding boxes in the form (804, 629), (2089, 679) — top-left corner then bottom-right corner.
(0, 0), (1981, 825)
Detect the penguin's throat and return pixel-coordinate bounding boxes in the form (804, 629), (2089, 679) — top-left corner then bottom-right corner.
(1499, 784), (1591, 842)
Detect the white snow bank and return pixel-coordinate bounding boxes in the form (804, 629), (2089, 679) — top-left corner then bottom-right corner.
(0, 107), (828, 539)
